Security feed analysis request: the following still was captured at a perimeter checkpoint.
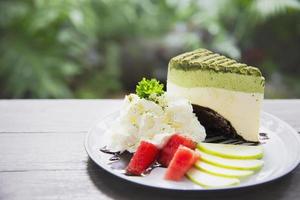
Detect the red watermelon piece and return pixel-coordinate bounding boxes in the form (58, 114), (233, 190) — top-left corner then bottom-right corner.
(126, 141), (159, 176)
(192, 152), (200, 163)
(158, 134), (197, 167)
(164, 145), (199, 181)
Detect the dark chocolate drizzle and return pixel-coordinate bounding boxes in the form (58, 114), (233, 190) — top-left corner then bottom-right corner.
(100, 146), (120, 155)
(259, 132), (269, 140)
(99, 146), (162, 176)
(109, 155), (120, 162)
(142, 162), (162, 176)
(259, 132), (269, 144)
(100, 146), (124, 167)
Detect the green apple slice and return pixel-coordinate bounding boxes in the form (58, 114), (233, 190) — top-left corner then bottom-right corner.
(196, 149), (264, 170)
(195, 161), (254, 178)
(186, 168), (240, 188)
(198, 143), (263, 159)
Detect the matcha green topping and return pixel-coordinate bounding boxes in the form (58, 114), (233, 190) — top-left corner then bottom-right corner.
(168, 48), (265, 93)
(169, 48), (263, 77)
(136, 78), (164, 99)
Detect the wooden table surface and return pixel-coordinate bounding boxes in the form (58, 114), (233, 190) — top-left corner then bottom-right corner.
(0, 100), (299, 200)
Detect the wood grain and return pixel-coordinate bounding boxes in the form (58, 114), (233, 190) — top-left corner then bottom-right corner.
(0, 133), (86, 172)
(0, 100), (121, 133)
(0, 100), (299, 200)
(1, 160), (299, 200)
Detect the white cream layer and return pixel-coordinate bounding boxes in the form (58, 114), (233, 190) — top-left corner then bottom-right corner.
(167, 82), (263, 142)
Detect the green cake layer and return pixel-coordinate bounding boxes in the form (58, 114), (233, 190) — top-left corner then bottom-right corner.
(168, 49), (265, 93)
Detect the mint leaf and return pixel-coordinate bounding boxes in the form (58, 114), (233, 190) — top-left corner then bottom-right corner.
(136, 78), (164, 99)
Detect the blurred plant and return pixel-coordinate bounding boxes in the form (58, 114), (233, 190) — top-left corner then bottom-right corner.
(0, 0), (184, 98)
(170, 0), (300, 59)
(0, 0), (88, 98)
(0, 0), (299, 98)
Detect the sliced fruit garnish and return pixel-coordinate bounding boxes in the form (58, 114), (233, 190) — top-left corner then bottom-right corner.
(164, 145), (198, 181)
(194, 161), (254, 178)
(126, 141), (159, 175)
(158, 134), (197, 167)
(196, 149), (264, 170)
(198, 143), (263, 159)
(186, 168), (240, 188)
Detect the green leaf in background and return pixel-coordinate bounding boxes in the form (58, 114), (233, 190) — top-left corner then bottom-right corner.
(0, 0), (299, 98)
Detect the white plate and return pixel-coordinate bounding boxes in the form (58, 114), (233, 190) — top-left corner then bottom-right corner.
(85, 111), (300, 191)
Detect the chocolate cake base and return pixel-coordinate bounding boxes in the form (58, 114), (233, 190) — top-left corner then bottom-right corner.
(192, 104), (244, 140)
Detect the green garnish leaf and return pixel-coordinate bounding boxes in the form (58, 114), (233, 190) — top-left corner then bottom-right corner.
(136, 78), (164, 99)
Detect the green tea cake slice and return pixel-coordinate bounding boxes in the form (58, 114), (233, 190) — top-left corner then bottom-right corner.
(167, 49), (265, 142)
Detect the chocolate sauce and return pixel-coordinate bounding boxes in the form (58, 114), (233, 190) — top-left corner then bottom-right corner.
(100, 146), (130, 164)
(259, 132), (269, 139)
(109, 155), (120, 162)
(259, 132), (269, 144)
(142, 162), (162, 176)
(99, 146), (163, 176)
(99, 146), (125, 168)
(100, 146), (120, 155)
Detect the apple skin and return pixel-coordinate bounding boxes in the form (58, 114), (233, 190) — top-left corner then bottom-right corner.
(186, 168), (240, 188)
(197, 143), (264, 160)
(194, 161), (254, 179)
(196, 149), (264, 171)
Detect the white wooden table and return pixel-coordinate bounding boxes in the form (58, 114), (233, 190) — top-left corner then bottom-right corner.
(0, 100), (300, 200)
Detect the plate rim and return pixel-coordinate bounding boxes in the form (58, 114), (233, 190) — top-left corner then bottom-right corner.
(85, 111), (300, 191)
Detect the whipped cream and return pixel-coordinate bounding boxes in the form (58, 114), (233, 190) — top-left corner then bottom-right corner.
(104, 93), (206, 153)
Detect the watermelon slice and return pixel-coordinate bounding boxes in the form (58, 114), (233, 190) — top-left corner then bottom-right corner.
(126, 141), (159, 176)
(158, 134), (197, 167)
(164, 145), (199, 181)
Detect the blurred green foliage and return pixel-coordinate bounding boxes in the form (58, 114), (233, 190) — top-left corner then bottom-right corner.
(0, 0), (300, 98)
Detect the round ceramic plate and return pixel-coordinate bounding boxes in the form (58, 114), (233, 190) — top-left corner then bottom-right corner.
(85, 111), (300, 190)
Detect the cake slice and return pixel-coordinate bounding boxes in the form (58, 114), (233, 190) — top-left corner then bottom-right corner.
(167, 49), (265, 142)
